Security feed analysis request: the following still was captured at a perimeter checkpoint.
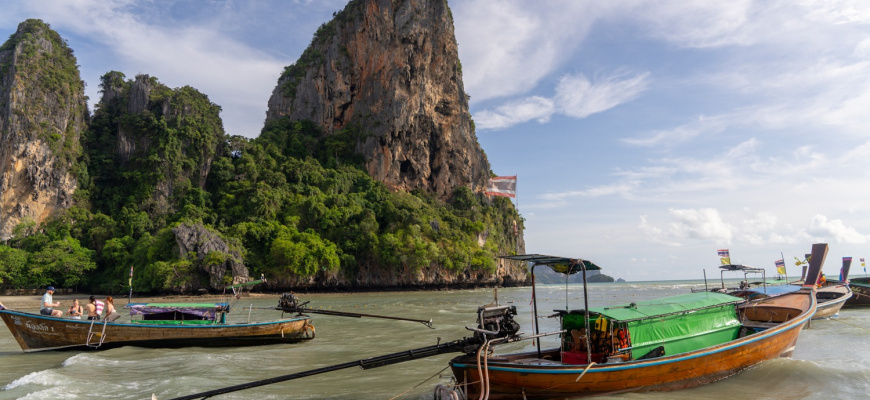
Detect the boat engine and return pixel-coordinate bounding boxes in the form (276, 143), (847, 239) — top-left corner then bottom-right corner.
(467, 304), (520, 343)
(277, 293), (307, 313)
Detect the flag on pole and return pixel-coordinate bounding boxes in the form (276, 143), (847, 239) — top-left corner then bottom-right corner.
(862, 257), (866, 273)
(485, 176), (517, 198)
(775, 259), (786, 275)
(717, 249), (731, 265)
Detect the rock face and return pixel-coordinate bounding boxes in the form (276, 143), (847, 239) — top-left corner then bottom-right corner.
(88, 72), (223, 220)
(266, 0), (490, 199)
(0, 19), (88, 240)
(172, 222), (249, 290)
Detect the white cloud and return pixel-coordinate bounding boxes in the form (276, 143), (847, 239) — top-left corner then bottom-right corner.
(635, 1), (754, 48)
(621, 115), (729, 147)
(555, 72), (649, 118)
(475, 72), (649, 130)
(668, 208), (734, 244)
(453, 0), (611, 102)
(807, 215), (870, 244)
(472, 96), (554, 130)
(638, 209), (734, 247)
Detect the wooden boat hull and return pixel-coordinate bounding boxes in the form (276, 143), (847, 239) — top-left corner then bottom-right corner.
(449, 290), (815, 399)
(813, 284), (851, 318)
(844, 279), (870, 307)
(0, 309), (314, 352)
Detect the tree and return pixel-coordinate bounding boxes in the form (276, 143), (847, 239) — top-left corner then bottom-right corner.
(29, 237), (96, 287)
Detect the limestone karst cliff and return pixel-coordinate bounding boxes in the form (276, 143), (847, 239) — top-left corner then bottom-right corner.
(0, 19), (88, 240)
(266, 0), (490, 200)
(0, 5), (529, 293)
(86, 72), (225, 225)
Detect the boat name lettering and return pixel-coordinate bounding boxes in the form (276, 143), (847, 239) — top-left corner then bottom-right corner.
(26, 320), (51, 332)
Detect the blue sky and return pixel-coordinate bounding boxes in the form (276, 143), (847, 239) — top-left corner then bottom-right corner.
(4, 0), (870, 281)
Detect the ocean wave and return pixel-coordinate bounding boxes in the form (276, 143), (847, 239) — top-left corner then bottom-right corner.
(5, 370), (54, 390)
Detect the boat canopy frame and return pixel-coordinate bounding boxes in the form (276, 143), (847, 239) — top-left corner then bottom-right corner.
(501, 254), (600, 363)
(718, 264), (768, 294)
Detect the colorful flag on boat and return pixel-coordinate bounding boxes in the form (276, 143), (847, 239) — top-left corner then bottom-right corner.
(485, 176), (517, 198)
(718, 249), (731, 265)
(775, 259), (786, 275)
(863, 257), (866, 273)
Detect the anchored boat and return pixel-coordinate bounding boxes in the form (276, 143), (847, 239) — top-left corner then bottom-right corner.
(811, 256), (853, 318)
(0, 280), (314, 352)
(845, 277), (870, 307)
(711, 259), (850, 320)
(447, 244), (827, 399)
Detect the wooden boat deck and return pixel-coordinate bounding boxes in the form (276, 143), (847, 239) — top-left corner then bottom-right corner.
(739, 292), (811, 322)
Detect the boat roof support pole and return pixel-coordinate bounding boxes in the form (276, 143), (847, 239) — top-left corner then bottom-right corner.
(581, 260), (592, 365)
(531, 264), (541, 359)
(703, 269), (708, 292)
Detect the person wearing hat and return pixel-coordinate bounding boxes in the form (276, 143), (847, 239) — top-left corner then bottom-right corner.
(41, 286), (63, 317)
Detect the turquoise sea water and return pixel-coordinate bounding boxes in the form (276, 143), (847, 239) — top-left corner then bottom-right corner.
(0, 280), (868, 399)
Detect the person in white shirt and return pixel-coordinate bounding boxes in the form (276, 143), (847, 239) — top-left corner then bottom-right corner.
(40, 286), (63, 317)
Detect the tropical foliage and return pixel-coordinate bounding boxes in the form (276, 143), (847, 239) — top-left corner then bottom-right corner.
(0, 71), (523, 293)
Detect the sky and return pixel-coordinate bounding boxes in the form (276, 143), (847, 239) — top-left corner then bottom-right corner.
(3, 0), (870, 281)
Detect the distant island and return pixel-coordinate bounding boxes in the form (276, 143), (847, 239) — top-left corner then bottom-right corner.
(533, 267), (618, 284)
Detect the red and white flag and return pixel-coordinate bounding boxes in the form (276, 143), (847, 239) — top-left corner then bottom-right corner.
(485, 176), (517, 198)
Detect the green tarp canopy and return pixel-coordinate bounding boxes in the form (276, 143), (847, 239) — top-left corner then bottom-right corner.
(563, 292), (744, 359)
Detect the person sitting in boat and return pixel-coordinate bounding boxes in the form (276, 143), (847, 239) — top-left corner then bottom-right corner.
(86, 295), (103, 320)
(68, 299), (83, 319)
(104, 296), (121, 322)
(41, 286), (63, 317)
(66, 299), (82, 319)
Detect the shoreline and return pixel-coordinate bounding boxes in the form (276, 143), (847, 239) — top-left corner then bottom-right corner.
(0, 284), (525, 312)
(0, 282), (534, 311)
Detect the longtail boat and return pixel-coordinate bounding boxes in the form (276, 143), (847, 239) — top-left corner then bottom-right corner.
(845, 277), (870, 307)
(715, 260), (850, 320)
(448, 244), (828, 399)
(811, 256), (853, 318)
(0, 279), (315, 352)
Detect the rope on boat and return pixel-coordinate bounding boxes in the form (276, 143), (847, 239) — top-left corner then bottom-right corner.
(433, 384), (462, 400)
(475, 339), (494, 400)
(832, 318), (870, 332)
(387, 365), (451, 400)
(574, 361), (597, 382)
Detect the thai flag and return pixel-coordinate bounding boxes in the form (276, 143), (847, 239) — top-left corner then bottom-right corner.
(775, 259), (786, 275)
(485, 176), (517, 198)
(717, 249), (729, 257)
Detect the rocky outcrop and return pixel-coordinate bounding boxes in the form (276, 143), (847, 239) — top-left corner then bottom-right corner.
(0, 19), (88, 240)
(266, 0), (490, 200)
(172, 222), (249, 290)
(268, 257), (530, 291)
(88, 72), (223, 219)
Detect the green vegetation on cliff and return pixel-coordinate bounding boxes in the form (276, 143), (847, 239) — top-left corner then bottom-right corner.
(0, 86), (522, 293)
(0, 19), (87, 167)
(0, 14), (524, 294)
